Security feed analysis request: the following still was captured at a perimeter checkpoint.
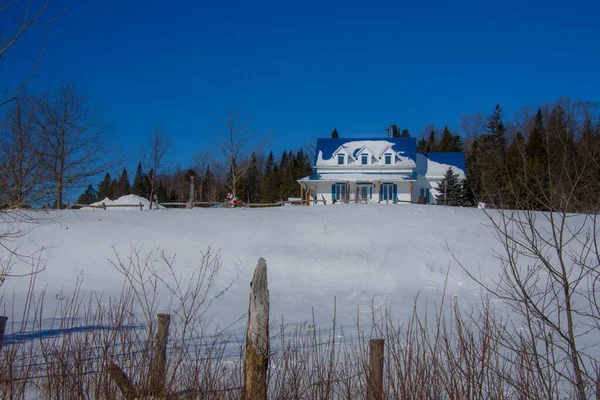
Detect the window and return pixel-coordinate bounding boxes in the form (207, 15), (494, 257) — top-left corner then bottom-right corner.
(337, 154), (344, 165)
(385, 154), (392, 165)
(361, 154), (368, 165)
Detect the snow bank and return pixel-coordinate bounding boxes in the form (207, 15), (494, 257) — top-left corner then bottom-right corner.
(83, 194), (164, 210)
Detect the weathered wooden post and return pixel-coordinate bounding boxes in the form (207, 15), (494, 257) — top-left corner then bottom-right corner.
(0, 315), (8, 355)
(243, 258), (270, 400)
(149, 313), (171, 396)
(107, 362), (137, 400)
(367, 339), (384, 400)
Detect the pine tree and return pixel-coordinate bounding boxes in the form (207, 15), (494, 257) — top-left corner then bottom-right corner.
(242, 152), (261, 203)
(261, 152), (279, 203)
(427, 130), (438, 152)
(331, 128), (339, 138)
(504, 132), (527, 208)
(400, 129), (411, 138)
(435, 167), (463, 206)
(438, 127), (462, 152)
(416, 138), (428, 152)
(132, 162), (148, 198)
(96, 173), (114, 201)
(115, 167), (131, 198)
(76, 185), (98, 205)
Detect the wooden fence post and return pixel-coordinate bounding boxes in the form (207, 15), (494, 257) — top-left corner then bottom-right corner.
(107, 362), (137, 400)
(367, 339), (384, 400)
(0, 315), (7, 355)
(149, 313), (171, 396)
(243, 258), (270, 400)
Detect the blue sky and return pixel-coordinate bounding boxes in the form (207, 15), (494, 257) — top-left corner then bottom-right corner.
(4, 0), (599, 176)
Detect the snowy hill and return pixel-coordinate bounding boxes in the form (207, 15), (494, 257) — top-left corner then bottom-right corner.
(1, 204), (503, 332)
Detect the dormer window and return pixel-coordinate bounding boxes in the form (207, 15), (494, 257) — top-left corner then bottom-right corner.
(361, 154), (368, 165)
(337, 154), (345, 165)
(385, 154), (392, 165)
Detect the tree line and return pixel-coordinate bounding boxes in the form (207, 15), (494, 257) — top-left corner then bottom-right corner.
(2, 85), (598, 211)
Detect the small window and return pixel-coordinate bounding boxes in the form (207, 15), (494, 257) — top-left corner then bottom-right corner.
(337, 154), (344, 165)
(361, 154), (368, 165)
(385, 154), (392, 165)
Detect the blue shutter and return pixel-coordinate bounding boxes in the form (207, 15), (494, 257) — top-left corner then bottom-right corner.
(393, 184), (398, 200)
(370, 186), (372, 199)
(379, 184), (382, 201)
(332, 184), (336, 200)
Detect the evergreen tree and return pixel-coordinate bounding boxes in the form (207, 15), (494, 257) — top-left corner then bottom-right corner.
(435, 167), (463, 206)
(96, 173), (114, 200)
(242, 152), (261, 203)
(400, 129), (411, 138)
(132, 162), (148, 198)
(76, 184), (98, 205)
(331, 128), (339, 138)
(477, 104), (508, 205)
(526, 109), (546, 163)
(504, 132), (527, 208)
(261, 152), (280, 203)
(485, 104), (507, 151)
(155, 180), (169, 203)
(438, 127), (463, 152)
(416, 138), (428, 152)
(115, 167), (131, 198)
(427, 130), (438, 152)
(461, 179), (476, 207)
(391, 125), (400, 138)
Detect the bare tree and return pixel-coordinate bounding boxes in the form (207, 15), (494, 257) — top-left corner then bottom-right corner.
(459, 111), (486, 150)
(0, 94), (49, 206)
(0, 0), (58, 106)
(141, 123), (171, 210)
(36, 82), (120, 209)
(214, 109), (265, 199)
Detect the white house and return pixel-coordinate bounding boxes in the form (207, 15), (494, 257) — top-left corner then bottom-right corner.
(297, 137), (466, 204)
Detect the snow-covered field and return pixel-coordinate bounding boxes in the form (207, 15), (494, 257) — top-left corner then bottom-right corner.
(1, 198), (504, 336)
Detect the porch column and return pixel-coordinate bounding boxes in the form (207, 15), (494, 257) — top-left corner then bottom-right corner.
(300, 184), (304, 205)
(377, 181), (381, 204)
(410, 181), (413, 203)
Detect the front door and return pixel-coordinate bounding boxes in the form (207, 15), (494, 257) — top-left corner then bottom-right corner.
(357, 185), (370, 202)
(381, 183), (394, 203)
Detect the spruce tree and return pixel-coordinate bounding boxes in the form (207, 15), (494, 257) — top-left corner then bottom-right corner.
(96, 173), (114, 201)
(438, 127), (463, 152)
(115, 167), (131, 198)
(416, 138), (428, 152)
(76, 185), (98, 205)
(331, 128), (339, 138)
(132, 162), (148, 197)
(400, 129), (411, 138)
(261, 152), (279, 203)
(242, 152), (261, 203)
(435, 167), (463, 206)
(504, 132), (527, 208)
(427, 130), (437, 152)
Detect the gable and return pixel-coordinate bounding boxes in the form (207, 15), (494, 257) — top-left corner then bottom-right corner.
(315, 138), (417, 166)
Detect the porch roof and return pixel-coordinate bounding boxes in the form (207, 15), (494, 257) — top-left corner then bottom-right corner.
(298, 173), (415, 183)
